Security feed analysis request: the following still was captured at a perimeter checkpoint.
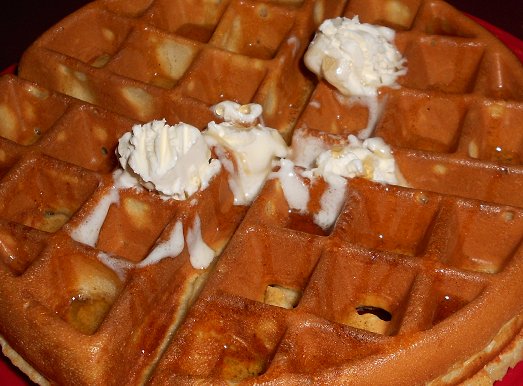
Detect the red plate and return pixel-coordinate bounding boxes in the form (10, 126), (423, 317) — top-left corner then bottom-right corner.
(468, 14), (523, 63)
(0, 14), (523, 386)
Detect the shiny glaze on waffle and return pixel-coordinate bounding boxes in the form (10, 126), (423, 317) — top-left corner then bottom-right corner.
(0, 0), (521, 384)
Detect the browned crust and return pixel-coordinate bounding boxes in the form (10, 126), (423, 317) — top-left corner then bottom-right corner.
(4, 311), (523, 385)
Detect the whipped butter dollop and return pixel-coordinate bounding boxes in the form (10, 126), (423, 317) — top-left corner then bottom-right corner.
(117, 119), (221, 200)
(285, 134), (402, 230)
(304, 16), (407, 97)
(203, 101), (289, 205)
(313, 135), (399, 185)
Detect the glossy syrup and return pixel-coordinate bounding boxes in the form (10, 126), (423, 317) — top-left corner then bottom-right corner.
(433, 294), (468, 325)
(286, 210), (328, 236)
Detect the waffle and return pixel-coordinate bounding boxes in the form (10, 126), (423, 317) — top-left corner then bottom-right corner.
(0, 0), (520, 384)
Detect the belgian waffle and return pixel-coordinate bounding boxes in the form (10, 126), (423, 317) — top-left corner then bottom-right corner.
(0, 0), (521, 384)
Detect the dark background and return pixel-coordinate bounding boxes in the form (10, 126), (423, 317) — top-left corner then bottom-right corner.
(0, 0), (521, 71)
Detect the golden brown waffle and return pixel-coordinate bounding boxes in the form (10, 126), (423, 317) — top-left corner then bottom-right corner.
(0, 0), (520, 384)
(18, 0), (350, 140)
(0, 74), (247, 384)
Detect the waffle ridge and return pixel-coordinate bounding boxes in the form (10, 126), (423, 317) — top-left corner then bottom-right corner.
(0, 0), (521, 384)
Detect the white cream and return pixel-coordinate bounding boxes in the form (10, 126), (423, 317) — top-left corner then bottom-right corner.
(314, 177), (347, 230)
(335, 93), (383, 140)
(204, 102), (289, 205)
(304, 16), (406, 97)
(212, 101), (263, 125)
(304, 16), (406, 139)
(69, 186), (119, 247)
(309, 135), (399, 229)
(68, 169), (147, 247)
(284, 134), (402, 230)
(270, 157), (346, 231)
(314, 135), (399, 185)
(97, 252), (133, 281)
(270, 159), (310, 213)
(287, 35), (301, 57)
(137, 221), (185, 268)
(112, 168), (141, 190)
(186, 215), (215, 269)
(290, 129), (330, 169)
(117, 119), (221, 200)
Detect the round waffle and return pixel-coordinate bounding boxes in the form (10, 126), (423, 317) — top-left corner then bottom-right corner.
(0, 0), (522, 384)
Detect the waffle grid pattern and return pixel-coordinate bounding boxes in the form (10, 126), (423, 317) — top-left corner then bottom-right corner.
(18, 0), (523, 205)
(149, 176), (523, 383)
(0, 0), (520, 384)
(19, 0), (351, 139)
(0, 74), (248, 384)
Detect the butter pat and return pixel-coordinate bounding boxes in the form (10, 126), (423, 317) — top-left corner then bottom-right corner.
(212, 101), (263, 125)
(304, 16), (407, 97)
(204, 102), (289, 205)
(117, 119), (221, 200)
(314, 135), (399, 185)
